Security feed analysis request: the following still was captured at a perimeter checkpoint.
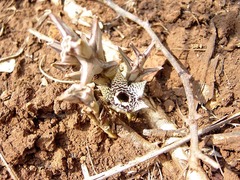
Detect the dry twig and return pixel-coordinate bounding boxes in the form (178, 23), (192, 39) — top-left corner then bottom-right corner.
(0, 147), (19, 180)
(98, 0), (218, 178)
(81, 112), (240, 179)
(0, 10), (51, 63)
(0, 9), (52, 180)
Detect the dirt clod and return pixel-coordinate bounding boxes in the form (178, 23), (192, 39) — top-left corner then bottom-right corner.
(0, 0), (239, 179)
(36, 126), (58, 151)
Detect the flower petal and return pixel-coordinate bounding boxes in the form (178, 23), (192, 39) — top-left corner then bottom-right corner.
(128, 81), (147, 97)
(132, 100), (148, 112)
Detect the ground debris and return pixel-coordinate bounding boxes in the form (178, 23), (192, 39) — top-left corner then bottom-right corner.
(0, 0), (240, 179)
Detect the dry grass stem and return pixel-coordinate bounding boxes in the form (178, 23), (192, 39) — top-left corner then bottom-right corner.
(86, 146), (98, 175)
(0, 148), (19, 180)
(0, 41), (26, 63)
(0, 10), (51, 63)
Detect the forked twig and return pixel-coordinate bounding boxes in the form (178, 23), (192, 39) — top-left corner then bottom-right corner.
(82, 112), (240, 179)
(98, 0), (215, 177)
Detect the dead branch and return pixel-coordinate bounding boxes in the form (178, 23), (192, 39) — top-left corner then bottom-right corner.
(116, 118), (158, 151)
(143, 128), (188, 138)
(81, 112), (240, 179)
(98, 0), (217, 177)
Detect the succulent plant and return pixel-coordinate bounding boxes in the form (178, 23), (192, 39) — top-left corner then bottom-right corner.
(29, 13), (118, 87)
(57, 83), (99, 116)
(118, 42), (162, 82)
(29, 13), (162, 137)
(47, 13), (118, 87)
(98, 43), (162, 114)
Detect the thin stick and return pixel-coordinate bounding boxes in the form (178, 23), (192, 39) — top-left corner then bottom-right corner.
(0, 148), (19, 180)
(81, 112), (240, 179)
(143, 128), (188, 138)
(213, 145), (223, 176)
(0, 43), (26, 63)
(86, 146), (98, 175)
(99, 0), (209, 174)
(0, 10), (51, 63)
(82, 136), (190, 180)
(0, 9), (53, 180)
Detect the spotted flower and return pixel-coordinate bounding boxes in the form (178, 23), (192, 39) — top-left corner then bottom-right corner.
(99, 70), (148, 113)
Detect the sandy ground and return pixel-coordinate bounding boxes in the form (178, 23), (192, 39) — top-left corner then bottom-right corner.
(0, 0), (239, 179)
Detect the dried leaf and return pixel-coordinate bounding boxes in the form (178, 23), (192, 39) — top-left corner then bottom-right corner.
(0, 59), (15, 73)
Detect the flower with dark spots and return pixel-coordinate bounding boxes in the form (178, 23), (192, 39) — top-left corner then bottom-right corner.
(99, 70), (148, 113)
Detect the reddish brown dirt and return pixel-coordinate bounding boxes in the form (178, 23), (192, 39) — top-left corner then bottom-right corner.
(0, 0), (239, 179)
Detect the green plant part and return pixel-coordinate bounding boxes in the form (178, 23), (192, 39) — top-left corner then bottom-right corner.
(99, 70), (148, 114)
